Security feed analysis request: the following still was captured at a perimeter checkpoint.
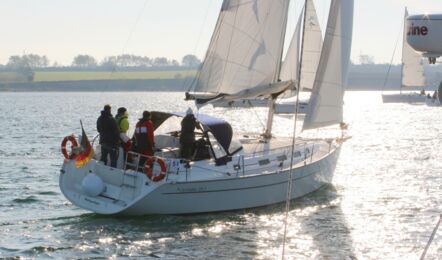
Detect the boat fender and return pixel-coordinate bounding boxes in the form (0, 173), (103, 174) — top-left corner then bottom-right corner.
(144, 157), (167, 182)
(61, 135), (78, 160)
(81, 174), (105, 197)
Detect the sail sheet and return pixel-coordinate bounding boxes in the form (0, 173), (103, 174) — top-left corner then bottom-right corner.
(402, 8), (426, 88)
(303, 0), (354, 131)
(193, 0), (290, 102)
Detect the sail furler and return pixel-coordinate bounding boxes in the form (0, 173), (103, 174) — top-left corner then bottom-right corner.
(193, 0), (290, 103)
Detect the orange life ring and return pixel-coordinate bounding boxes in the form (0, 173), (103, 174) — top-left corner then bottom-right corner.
(143, 157), (167, 182)
(61, 135), (78, 160)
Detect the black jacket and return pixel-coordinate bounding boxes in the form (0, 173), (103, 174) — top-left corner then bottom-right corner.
(97, 110), (120, 146)
(180, 114), (199, 144)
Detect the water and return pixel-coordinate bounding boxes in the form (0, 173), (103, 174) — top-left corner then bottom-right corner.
(0, 91), (440, 259)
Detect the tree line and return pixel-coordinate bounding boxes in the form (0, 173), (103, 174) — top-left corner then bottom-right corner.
(0, 54), (201, 71)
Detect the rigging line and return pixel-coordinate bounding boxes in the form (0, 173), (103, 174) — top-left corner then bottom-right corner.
(381, 18), (403, 93)
(247, 101), (267, 131)
(281, 1), (308, 259)
(184, 0), (214, 92)
(420, 214), (442, 260)
(106, 0), (150, 82)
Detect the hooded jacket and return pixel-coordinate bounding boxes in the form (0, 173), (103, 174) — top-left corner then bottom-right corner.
(97, 110), (120, 146)
(115, 112), (129, 134)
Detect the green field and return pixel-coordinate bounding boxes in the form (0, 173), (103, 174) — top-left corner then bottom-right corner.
(31, 70), (196, 82)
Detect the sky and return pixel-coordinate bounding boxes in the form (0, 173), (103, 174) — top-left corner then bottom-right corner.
(0, 0), (441, 65)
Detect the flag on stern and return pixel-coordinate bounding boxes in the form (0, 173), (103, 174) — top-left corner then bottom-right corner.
(76, 121), (94, 168)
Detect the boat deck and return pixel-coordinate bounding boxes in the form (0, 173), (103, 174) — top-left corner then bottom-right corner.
(239, 135), (308, 154)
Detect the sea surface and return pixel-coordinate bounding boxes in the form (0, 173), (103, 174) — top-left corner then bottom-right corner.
(0, 91), (440, 259)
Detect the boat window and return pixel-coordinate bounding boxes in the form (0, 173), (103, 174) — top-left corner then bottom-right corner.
(228, 137), (243, 154)
(207, 132), (227, 159)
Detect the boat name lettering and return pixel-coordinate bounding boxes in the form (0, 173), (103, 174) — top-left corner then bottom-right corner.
(407, 24), (428, 36)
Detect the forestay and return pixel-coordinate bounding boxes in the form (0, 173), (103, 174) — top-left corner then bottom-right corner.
(193, 0), (290, 103)
(303, 0), (354, 131)
(402, 8), (426, 88)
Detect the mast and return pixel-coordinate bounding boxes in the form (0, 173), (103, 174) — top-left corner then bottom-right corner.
(296, 0), (309, 104)
(264, 0), (291, 138)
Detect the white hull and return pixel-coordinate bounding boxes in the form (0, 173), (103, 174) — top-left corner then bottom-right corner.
(382, 93), (427, 103)
(60, 139), (340, 215)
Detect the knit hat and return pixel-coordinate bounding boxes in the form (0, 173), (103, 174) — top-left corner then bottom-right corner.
(142, 110), (151, 119)
(186, 107), (193, 115)
(117, 107), (127, 114)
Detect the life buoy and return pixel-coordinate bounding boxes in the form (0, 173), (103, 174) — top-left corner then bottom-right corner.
(61, 135), (78, 160)
(143, 157), (167, 182)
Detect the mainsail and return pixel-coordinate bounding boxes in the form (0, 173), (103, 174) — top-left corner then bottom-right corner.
(401, 8), (426, 88)
(280, 0), (323, 98)
(298, 0), (323, 91)
(279, 10), (302, 83)
(193, 0), (291, 104)
(302, 0), (354, 131)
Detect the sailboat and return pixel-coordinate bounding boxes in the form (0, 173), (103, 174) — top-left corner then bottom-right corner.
(211, 0), (323, 114)
(382, 8), (427, 103)
(59, 0), (354, 215)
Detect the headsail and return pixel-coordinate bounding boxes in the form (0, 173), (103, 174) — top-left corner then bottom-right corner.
(192, 0), (291, 105)
(302, 0), (354, 131)
(402, 8), (426, 88)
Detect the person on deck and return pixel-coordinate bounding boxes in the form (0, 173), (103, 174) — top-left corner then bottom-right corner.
(115, 107), (131, 153)
(96, 104), (120, 167)
(134, 111), (155, 165)
(180, 108), (201, 160)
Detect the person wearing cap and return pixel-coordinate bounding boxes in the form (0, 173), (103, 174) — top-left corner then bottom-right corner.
(180, 108), (200, 160)
(96, 104), (120, 167)
(134, 111), (155, 165)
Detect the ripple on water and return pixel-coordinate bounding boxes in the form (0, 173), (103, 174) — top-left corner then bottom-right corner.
(37, 191), (58, 196)
(12, 196), (40, 204)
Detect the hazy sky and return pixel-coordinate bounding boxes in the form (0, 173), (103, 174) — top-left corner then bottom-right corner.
(0, 0), (441, 65)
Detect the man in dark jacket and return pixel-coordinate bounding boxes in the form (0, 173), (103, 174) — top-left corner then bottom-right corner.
(180, 108), (200, 160)
(96, 104), (120, 167)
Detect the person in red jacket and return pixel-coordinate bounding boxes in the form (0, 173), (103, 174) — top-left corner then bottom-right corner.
(134, 111), (155, 165)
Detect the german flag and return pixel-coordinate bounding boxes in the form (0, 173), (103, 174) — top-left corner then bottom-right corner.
(76, 121), (94, 168)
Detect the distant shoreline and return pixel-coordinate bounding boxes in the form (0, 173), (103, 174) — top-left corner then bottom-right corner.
(0, 79), (434, 92)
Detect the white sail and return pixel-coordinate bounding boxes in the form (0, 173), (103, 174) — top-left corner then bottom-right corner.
(280, 10), (302, 82)
(193, 0), (290, 102)
(299, 0), (323, 91)
(279, 0), (322, 98)
(402, 8), (426, 88)
(303, 0), (354, 131)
